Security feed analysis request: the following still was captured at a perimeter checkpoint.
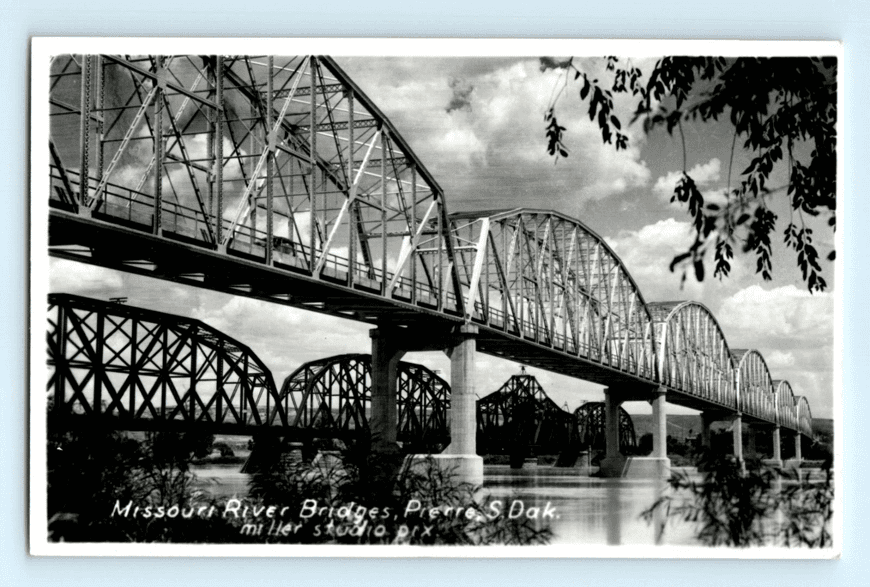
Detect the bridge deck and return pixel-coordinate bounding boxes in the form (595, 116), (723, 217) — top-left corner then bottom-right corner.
(50, 207), (651, 390)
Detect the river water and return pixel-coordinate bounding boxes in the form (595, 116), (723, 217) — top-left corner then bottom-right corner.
(189, 462), (699, 546)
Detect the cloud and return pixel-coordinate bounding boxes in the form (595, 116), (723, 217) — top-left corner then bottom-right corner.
(49, 259), (124, 296)
(765, 350), (796, 368)
(445, 78), (474, 113)
(652, 158), (721, 201)
(717, 285), (833, 343)
(340, 57), (652, 216)
(717, 284), (834, 417)
(606, 218), (707, 302)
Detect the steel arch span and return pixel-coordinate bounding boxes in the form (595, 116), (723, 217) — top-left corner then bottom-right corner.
(573, 402), (637, 451)
(732, 349), (777, 425)
(649, 301), (737, 410)
(47, 293), (286, 433)
(796, 396), (813, 437)
(274, 354), (450, 450)
(49, 54), (465, 317)
(773, 380), (798, 430)
(476, 372), (575, 456)
(450, 209), (656, 382)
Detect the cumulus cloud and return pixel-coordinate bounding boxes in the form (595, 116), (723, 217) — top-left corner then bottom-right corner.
(765, 349), (797, 368)
(718, 285), (833, 343)
(652, 158), (721, 201)
(341, 57), (652, 216)
(717, 285), (834, 417)
(606, 218), (707, 302)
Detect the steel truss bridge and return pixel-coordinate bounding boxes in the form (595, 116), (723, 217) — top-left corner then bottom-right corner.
(574, 402), (637, 451)
(46, 53), (814, 442)
(476, 372), (636, 457)
(47, 294), (451, 446)
(276, 353), (449, 450)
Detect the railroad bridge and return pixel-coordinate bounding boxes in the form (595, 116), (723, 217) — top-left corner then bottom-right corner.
(45, 54), (814, 481)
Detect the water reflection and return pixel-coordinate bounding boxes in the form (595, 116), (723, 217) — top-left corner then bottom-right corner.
(189, 462), (825, 547)
(605, 479), (621, 545)
(473, 465), (698, 546)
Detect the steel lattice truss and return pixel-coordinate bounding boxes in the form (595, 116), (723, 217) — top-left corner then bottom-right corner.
(773, 380), (798, 432)
(796, 396), (813, 438)
(450, 210), (655, 380)
(731, 349), (779, 426)
(573, 402), (637, 450)
(49, 54), (462, 310)
(47, 293), (285, 433)
(476, 373), (575, 455)
(45, 53), (815, 439)
(650, 302), (812, 435)
(273, 354), (450, 449)
(650, 302), (737, 409)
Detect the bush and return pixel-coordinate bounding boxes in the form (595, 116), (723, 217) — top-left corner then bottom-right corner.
(47, 428), (553, 546)
(244, 435), (553, 545)
(642, 450), (833, 547)
(47, 428), (226, 542)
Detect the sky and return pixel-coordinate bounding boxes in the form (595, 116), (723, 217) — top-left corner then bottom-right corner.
(45, 55), (836, 419)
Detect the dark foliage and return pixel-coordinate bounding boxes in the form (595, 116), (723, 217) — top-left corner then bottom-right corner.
(47, 428), (552, 546)
(642, 451), (833, 547)
(47, 429), (232, 542)
(246, 434), (553, 545)
(542, 56), (836, 292)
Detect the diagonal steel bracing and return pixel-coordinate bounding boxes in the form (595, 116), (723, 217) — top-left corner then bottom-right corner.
(46, 53), (815, 439)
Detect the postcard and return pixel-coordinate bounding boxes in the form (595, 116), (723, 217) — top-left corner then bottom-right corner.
(29, 38), (842, 557)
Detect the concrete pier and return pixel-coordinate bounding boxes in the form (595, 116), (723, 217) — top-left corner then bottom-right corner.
(598, 388), (626, 477)
(430, 324), (484, 486)
(732, 414), (744, 463)
(624, 387), (670, 478)
(770, 425), (783, 468)
(600, 386), (670, 479)
(785, 431), (803, 469)
(369, 328), (405, 452)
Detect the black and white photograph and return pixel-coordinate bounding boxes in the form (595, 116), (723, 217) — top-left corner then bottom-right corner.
(29, 38), (841, 557)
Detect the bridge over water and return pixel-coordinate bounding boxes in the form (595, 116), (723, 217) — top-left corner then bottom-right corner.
(45, 54), (814, 480)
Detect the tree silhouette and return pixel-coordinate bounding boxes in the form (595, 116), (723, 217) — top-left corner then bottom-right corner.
(543, 56), (837, 292)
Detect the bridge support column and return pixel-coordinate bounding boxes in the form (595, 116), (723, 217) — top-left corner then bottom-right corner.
(622, 387), (670, 479)
(731, 414), (744, 469)
(598, 388), (626, 478)
(652, 387), (668, 461)
(601, 387), (669, 479)
(369, 328), (406, 453)
(785, 432), (803, 469)
(429, 324), (483, 486)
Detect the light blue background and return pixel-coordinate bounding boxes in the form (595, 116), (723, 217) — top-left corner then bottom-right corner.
(2, 1), (865, 584)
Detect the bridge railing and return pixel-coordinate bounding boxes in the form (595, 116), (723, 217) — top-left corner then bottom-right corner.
(51, 165), (462, 313)
(51, 180), (654, 380)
